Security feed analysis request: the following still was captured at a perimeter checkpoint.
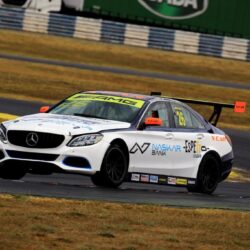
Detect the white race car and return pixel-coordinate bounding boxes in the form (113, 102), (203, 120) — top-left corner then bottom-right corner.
(0, 91), (246, 194)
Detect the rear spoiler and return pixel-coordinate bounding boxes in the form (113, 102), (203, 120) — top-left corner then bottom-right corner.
(150, 92), (246, 126)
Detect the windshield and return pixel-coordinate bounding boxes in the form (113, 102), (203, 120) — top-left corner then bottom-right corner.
(49, 93), (145, 123)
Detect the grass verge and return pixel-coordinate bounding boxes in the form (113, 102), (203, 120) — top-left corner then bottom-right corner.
(0, 30), (250, 85)
(228, 168), (250, 183)
(0, 194), (249, 250)
(0, 59), (249, 130)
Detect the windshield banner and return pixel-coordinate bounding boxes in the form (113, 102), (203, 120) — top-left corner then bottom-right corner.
(67, 94), (145, 108)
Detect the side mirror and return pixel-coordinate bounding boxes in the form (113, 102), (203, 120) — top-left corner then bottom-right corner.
(144, 117), (163, 127)
(39, 106), (50, 113)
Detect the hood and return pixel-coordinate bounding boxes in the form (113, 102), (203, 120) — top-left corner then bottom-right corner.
(3, 113), (131, 136)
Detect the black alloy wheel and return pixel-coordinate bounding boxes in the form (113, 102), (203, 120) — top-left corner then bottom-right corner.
(187, 154), (220, 194)
(91, 144), (128, 187)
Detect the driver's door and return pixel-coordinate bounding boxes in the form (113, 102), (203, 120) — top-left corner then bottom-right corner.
(128, 101), (182, 176)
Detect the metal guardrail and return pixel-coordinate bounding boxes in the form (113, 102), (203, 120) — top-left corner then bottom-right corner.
(0, 7), (250, 61)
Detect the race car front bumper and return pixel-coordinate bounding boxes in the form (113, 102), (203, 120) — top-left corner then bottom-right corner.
(0, 140), (110, 175)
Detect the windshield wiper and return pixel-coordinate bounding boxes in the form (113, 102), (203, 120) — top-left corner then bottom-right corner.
(73, 113), (105, 119)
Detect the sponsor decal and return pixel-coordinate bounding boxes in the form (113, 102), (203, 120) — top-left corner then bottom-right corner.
(184, 140), (208, 154)
(81, 126), (93, 131)
(138, 0), (209, 20)
(168, 177), (177, 185)
(22, 115), (99, 125)
(159, 177), (167, 184)
(152, 144), (182, 156)
(68, 94), (145, 108)
(130, 143), (151, 154)
(129, 173), (194, 187)
(176, 178), (188, 185)
(149, 175), (159, 183)
(212, 136), (226, 142)
(141, 174), (150, 182)
(193, 154), (202, 158)
(131, 173), (140, 182)
(188, 180), (196, 185)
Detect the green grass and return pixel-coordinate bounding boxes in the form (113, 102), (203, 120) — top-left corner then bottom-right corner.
(0, 194), (249, 250)
(0, 30), (250, 85)
(0, 30), (249, 130)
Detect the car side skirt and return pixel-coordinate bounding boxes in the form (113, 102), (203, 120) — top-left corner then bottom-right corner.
(126, 172), (196, 187)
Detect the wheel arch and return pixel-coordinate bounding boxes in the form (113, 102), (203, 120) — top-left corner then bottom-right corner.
(203, 150), (222, 166)
(188, 150), (222, 194)
(110, 138), (130, 167)
(91, 138), (129, 188)
(198, 150), (222, 176)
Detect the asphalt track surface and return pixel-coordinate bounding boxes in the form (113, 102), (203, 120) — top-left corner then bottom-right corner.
(0, 97), (249, 210)
(1, 53), (250, 90)
(0, 174), (250, 211)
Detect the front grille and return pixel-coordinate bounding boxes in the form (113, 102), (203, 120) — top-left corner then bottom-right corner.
(7, 130), (65, 148)
(6, 150), (59, 161)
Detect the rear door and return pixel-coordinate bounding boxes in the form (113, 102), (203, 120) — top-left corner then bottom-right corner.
(169, 101), (210, 178)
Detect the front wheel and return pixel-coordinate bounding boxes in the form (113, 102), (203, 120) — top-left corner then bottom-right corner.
(187, 154), (220, 194)
(91, 144), (128, 188)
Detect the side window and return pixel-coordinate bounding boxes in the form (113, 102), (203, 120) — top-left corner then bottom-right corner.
(144, 102), (170, 127)
(171, 103), (205, 129)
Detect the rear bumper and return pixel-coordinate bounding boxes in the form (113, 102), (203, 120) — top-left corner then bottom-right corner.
(220, 151), (234, 181)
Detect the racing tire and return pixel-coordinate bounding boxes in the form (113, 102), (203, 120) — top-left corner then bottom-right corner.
(0, 164), (27, 180)
(91, 144), (128, 188)
(187, 154), (220, 195)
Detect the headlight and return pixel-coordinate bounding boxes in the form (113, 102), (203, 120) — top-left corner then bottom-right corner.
(0, 123), (7, 143)
(67, 134), (103, 147)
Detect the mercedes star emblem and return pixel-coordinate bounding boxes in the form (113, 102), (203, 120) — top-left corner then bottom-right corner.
(26, 132), (39, 147)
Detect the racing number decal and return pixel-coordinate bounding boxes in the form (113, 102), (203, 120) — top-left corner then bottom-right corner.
(175, 108), (186, 127)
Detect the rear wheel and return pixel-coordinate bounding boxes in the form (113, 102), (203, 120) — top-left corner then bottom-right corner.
(187, 154), (220, 194)
(91, 144), (128, 188)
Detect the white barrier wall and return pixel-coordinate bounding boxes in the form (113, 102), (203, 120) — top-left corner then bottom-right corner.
(0, 7), (249, 61)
